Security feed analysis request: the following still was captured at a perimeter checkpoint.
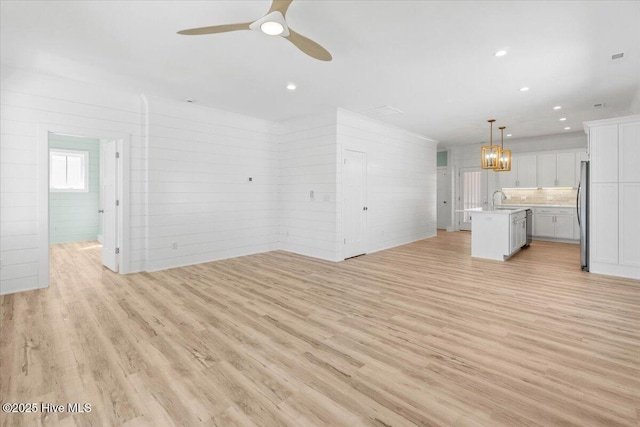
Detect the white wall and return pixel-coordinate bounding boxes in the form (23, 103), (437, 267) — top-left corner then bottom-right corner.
(274, 112), (340, 261)
(0, 65), (144, 295)
(144, 96), (278, 271)
(337, 109), (438, 256)
(0, 66), (440, 295)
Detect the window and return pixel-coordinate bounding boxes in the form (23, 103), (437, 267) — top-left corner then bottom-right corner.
(49, 149), (89, 192)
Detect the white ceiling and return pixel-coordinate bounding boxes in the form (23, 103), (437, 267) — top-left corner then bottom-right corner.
(2, 0), (639, 147)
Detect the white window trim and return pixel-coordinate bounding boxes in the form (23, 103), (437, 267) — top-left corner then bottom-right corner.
(49, 148), (89, 193)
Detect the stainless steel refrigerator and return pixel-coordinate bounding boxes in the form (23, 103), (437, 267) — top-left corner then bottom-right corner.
(577, 161), (589, 271)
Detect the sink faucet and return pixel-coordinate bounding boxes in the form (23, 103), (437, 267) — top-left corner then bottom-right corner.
(491, 190), (507, 209)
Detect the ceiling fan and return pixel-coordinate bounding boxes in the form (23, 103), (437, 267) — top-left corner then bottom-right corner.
(177, 0), (332, 61)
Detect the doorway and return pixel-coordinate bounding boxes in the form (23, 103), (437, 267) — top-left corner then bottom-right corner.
(48, 132), (121, 273)
(343, 150), (367, 259)
(458, 168), (487, 231)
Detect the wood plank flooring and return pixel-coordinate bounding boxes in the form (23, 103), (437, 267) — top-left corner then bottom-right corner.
(1, 232), (639, 426)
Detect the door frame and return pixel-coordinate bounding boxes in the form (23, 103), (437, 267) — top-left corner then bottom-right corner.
(38, 123), (130, 288)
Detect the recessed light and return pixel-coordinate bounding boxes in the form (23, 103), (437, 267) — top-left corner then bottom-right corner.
(494, 50), (507, 57)
(560, 118), (567, 121)
(286, 83), (297, 91)
(520, 87), (529, 92)
(506, 134), (512, 137)
(261, 21), (284, 36)
(553, 105), (562, 110)
(564, 127), (571, 130)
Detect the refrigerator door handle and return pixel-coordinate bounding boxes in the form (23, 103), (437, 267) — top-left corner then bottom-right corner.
(576, 181), (581, 226)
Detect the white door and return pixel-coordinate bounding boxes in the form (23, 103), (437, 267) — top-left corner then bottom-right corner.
(437, 168), (450, 229)
(459, 168), (487, 231)
(344, 150), (367, 259)
(102, 140), (118, 272)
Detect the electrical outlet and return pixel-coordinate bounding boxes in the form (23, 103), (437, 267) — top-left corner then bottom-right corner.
(172, 242), (178, 250)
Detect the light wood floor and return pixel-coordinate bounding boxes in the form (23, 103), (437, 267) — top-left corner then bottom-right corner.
(1, 232), (639, 426)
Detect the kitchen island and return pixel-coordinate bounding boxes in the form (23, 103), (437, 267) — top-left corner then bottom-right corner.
(466, 207), (529, 261)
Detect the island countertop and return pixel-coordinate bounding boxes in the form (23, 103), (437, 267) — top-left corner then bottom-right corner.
(463, 207), (529, 215)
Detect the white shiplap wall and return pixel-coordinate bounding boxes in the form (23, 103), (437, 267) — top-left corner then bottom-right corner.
(274, 113), (340, 261)
(0, 66), (144, 295)
(145, 96), (278, 271)
(1, 66), (440, 295)
(337, 109), (438, 257)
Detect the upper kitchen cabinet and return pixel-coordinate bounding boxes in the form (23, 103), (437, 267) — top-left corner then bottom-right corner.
(584, 114), (640, 280)
(537, 152), (576, 187)
(619, 121), (640, 182)
(498, 155), (536, 188)
(589, 124), (618, 183)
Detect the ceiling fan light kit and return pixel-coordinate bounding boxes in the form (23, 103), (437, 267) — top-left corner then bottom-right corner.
(178, 0), (331, 61)
(251, 11), (290, 36)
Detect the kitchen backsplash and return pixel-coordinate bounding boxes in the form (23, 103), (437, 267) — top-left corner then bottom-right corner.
(500, 188), (577, 206)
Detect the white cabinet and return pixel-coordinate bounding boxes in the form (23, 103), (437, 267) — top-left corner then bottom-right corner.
(537, 154), (556, 187)
(537, 152), (576, 187)
(619, 183), (640, 267)
(534, 212), (555, 237)
(497, 164), (517, 188)
(586, 115), (640, 279)
(619, 122), (640, 183)
(517, 156), (537, 188)
(498, 155), (536, 188)
(590, 183), (619, 264)
(556, 153), (576, 187)
(510, 211), (527, 254)
(533, 207), (576, 240)
(471, 209), (528, 260)
(590, 124), (618, 183)
(555, 214), (574, 239)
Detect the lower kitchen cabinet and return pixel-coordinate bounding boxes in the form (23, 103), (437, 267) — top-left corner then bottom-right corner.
(533, 207), (577, 241)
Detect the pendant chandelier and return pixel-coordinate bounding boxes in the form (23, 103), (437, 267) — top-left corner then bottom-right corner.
(494, 126), (511, 172)
(480, 119), (511, 172)
(480, 119), (500, 169)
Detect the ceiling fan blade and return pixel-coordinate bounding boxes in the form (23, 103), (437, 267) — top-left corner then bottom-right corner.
(177, 22), (251, 35)
(284, 29), (332, 61)
(268, 0), (293, 17)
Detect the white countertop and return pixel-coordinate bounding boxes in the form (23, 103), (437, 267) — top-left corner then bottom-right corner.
(498, 204), (574, 208)
(462, 207), (528, 215)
